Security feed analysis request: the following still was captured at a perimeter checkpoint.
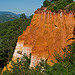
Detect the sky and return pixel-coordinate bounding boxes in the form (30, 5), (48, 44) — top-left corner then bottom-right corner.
(0, 0), (45, 16)
(0, 0), (75, 16)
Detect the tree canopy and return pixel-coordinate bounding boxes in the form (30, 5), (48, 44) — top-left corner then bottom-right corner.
(43, 0), (74, 12)
(20, 13), (27, 19)
(43, 0), (51, 7)
(0, 16), (32, 73)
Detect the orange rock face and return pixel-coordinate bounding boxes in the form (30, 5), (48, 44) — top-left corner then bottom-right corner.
(2, 10), (75, 73)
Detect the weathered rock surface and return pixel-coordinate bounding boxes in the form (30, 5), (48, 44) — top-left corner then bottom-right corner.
(2, 9), (75, 73)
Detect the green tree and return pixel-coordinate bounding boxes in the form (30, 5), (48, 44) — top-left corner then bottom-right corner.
(29, 14), (33, 19)
(43, 0), (51, 7)
(53, 6), (58, 12)
(66, 0), (73, 3)
(69, 2), (75, 11)
(20, 13), (27, 19)
(51, 0), (58, 1)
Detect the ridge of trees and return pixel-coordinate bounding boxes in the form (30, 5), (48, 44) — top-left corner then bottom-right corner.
(43, 0), (75, 12)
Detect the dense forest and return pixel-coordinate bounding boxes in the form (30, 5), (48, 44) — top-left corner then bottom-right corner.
(0, 14), (33, 73)
(0, 0), (75, 74)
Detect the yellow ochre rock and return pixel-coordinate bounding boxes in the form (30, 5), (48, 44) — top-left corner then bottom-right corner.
(2, 9), (75, 74)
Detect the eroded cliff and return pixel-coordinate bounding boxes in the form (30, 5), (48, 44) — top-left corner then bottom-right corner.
(2, 9), (75, 73)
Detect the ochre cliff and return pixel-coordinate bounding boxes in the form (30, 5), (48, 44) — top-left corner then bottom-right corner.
(2, 9), (75, 73)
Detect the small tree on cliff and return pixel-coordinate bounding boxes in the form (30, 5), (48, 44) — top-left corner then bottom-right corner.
(43, 0), (51, 7)
(66, 0), (73, 3)
(51, 0), (59, 1)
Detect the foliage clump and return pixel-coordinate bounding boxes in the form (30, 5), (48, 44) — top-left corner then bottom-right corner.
(43, 0), (51, 7)
(20, 13), (27, 19)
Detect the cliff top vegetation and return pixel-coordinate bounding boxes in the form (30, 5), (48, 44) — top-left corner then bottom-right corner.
(42, 0), (75, 12)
